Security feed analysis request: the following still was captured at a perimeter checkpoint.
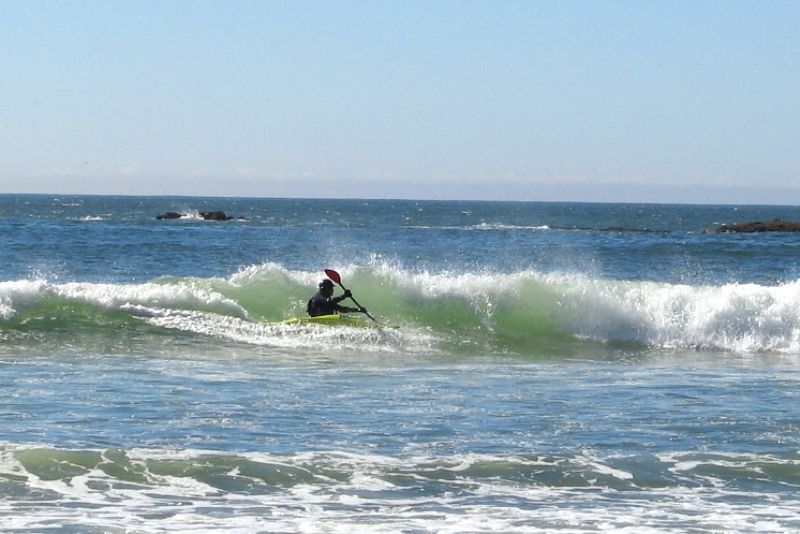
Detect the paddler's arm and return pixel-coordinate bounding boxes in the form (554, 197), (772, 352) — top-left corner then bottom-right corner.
(332, 290), (367, 314)
(332, 290), (352, 304)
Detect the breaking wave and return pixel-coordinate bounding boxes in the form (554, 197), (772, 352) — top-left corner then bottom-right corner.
(3, 263), (800, 355)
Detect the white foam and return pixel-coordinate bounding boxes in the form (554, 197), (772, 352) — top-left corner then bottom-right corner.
(56, 280), (249, 318)
(2, 446), (799, 533)
(0, 279), (48, 319)
(541, 274), (800, 353)
(142, 310), (430, 358)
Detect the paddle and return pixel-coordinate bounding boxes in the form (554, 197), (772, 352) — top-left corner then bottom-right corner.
(324, 269), (379, 324)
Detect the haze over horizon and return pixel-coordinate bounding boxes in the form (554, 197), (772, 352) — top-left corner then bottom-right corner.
(2, 1), (798, 205)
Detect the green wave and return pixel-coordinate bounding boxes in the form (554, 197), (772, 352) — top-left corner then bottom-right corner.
(5, 264), (800, 356)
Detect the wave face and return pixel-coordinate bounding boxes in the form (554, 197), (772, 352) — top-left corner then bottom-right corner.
(4, 263), (800, 356)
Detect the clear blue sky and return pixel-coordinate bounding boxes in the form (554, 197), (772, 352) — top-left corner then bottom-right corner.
(2, 0), (798, 203)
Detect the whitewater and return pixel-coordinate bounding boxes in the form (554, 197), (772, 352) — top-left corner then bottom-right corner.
(1, 195), (800, 532)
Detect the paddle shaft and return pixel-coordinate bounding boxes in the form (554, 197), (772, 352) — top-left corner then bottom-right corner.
(335, 281), (379, 324)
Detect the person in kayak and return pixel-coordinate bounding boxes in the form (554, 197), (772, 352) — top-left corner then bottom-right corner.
(307, 279), (367, 317)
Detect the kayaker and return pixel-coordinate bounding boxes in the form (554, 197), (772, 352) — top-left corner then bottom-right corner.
(307, 279), (366, 317)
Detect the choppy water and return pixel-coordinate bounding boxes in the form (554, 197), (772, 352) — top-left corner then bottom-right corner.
(2, 195), (800, 532)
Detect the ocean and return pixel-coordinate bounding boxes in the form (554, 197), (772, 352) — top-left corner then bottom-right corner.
(2, 194), (800, 533)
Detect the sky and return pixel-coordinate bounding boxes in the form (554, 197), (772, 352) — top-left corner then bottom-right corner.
(1, 0), (798, 204)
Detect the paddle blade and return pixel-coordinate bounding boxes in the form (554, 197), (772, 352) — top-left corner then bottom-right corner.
(324, 269), (342, 285)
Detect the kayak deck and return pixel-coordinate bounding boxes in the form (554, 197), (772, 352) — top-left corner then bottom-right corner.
(272, 314), (397, 329)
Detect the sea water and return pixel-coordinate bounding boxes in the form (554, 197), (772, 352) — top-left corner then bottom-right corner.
(1, 195), (800, 533)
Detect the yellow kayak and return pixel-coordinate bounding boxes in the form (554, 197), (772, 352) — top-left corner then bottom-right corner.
(273, 314), (398, 329)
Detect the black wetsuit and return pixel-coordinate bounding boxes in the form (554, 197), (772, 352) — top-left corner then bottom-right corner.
(306, 291), (358, 317)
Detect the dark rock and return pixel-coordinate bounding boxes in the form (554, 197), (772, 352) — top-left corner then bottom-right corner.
(707, 219), (800, 233)
(157, 210), (248, 221)
(200, 211), (234, 221)
(156, 211), (183, 220)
